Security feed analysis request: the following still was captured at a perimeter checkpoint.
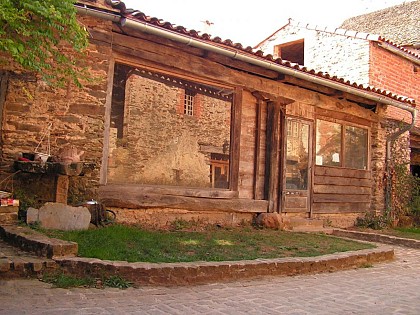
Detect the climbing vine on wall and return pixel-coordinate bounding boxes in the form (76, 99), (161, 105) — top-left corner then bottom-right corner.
(0, 0), (88, 87)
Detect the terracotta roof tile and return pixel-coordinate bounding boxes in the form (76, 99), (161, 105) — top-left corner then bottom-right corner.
(102, 0), (416, 107)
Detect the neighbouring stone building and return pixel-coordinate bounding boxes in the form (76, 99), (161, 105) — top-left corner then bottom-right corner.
(0, 0), (416, 228)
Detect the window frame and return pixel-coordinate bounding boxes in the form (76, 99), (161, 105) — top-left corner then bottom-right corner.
(184, 89), (195, 116)
(315, 117), (370, 170)
(103, 59), (239, 193)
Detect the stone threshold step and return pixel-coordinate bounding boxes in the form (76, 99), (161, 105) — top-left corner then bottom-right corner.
(0, 224), (78, 258)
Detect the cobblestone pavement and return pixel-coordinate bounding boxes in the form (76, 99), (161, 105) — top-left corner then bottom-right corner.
(0, 246), (419, 315)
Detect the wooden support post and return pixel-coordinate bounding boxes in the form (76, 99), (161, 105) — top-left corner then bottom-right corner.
(229, 87), (242, 192)
(100, 59), (115, 185)
(253, 98), (263, 200)
(266, 101), (281, 212)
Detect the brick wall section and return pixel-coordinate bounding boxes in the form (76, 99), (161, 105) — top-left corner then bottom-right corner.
(369, 43), (419, 127)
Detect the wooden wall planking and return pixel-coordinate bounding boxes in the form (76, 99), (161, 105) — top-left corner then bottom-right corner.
(312, 165), (372, 214)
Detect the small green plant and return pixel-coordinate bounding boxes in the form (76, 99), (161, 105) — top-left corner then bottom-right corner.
(356, 212), (390, 230)
(360, 263), (373, 268)
(324, 217), (333, 227)
(169, 218), (199, 231)
(103, 275), (132, 289)
(390, 162), (420, 225)
(41, 272), (95, 289)
(41, 272), (132, 289)
(28, 221), (41, 231)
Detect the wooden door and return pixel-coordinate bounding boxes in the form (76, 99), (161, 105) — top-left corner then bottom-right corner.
(281, 118), (312, 214)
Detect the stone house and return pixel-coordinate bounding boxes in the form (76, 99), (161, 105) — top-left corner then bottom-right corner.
(254, 1), (420, 178)
(0, 0), (416, 228)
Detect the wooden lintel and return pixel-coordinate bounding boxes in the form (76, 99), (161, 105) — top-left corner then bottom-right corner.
(99, 185), (267, 213)
(251, 90), (294, 105)
(315, 107), (377, 126)
(277, 73), (286, 81)
(283, 75), (337, 96)
(252, 91), (270, 101)
(206, 52), (279, 80)
(339, 92), (378, 107)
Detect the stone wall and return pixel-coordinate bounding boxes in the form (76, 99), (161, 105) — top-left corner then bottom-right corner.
(307, 31), (370, 83)
(0, 15), (112, 202)
(370, 111), (388, 214)
(260, 25), (370, 83)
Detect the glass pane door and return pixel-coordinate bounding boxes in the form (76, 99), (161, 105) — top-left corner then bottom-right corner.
(282, 118), (312, 213)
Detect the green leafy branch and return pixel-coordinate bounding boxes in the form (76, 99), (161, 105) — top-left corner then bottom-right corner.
(0, 0), (89, 87)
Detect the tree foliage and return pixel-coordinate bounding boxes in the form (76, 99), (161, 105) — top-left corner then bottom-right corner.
(0, 0), (88, 87)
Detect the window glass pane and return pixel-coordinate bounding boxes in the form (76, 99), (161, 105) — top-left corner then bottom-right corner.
(316, 120), (341, 167)
(184, 90), (194, 116)
(108, 63), (232, 189)
(345, 126), (368, 170)
(286, 120), (309, 190)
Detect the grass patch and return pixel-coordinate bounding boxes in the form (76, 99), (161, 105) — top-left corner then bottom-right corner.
(40, 225), (375, 263)
(389, 227), (420, 240)
(41, 272), (132, 289)
(41, 272), (95, 289)
(351, 226), (420, 240)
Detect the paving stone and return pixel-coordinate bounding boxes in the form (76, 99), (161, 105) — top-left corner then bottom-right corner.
(0, 245), (419, 315)
(1, 225), (420, 315)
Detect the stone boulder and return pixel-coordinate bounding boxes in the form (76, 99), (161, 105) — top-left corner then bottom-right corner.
(26, 202), (91, 231)
(255, 213), (284, 230)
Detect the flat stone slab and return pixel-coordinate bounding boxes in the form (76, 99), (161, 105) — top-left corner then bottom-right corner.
(332, 229), (420, 249)
(28, 202), (91, 231)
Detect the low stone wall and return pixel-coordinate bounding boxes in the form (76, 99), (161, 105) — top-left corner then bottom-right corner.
(56, 246), (394, 286)
(109, 207), (255, 229)
(1, 223), (395, 285)
(333, 229), (420, 249)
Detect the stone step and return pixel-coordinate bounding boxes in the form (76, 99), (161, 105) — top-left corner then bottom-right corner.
(0, 238), (58, 279)
(291, 227), (334, 233)
(0, 224), (78, 258)
(0, 206), (19, 214)
(282, 217), (326, 232)
(0, 213), (18, 224)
